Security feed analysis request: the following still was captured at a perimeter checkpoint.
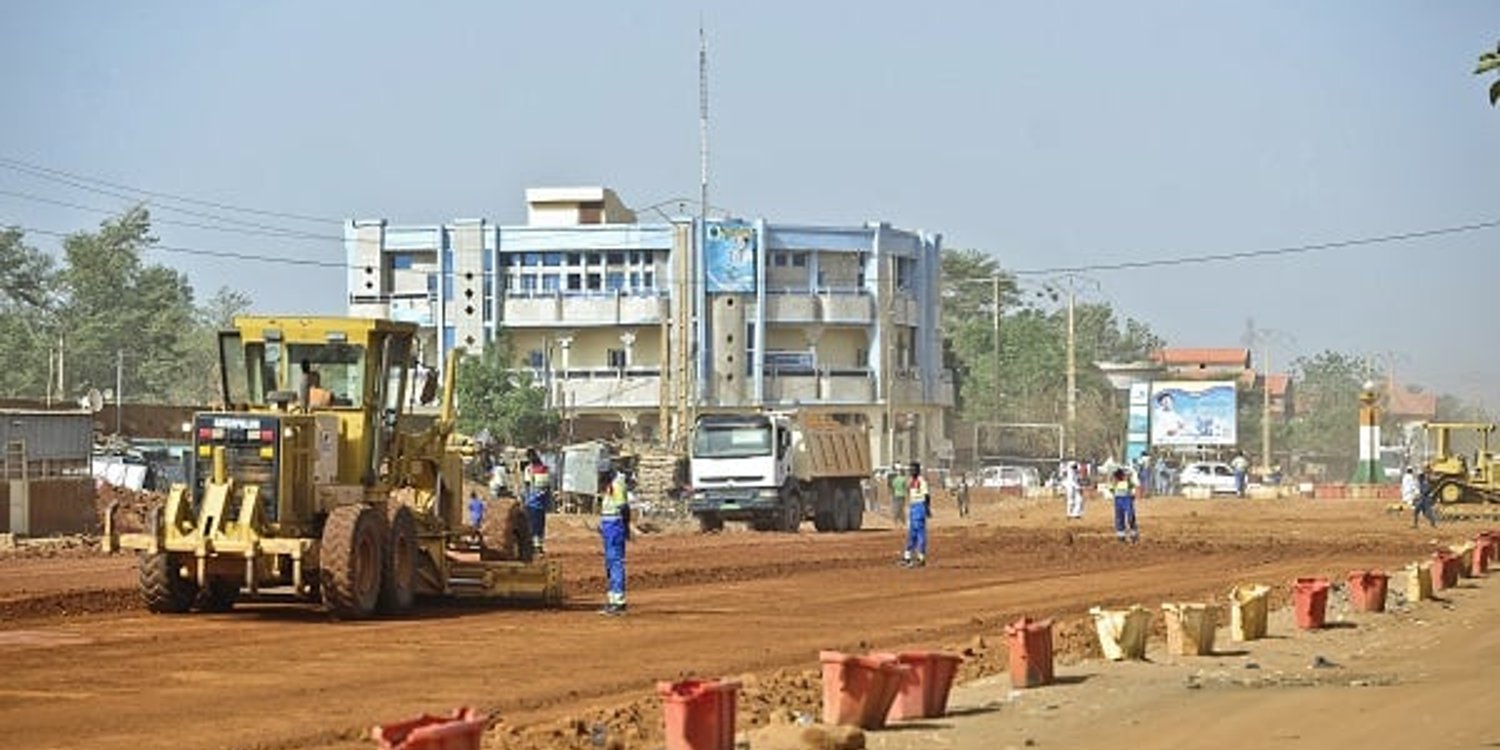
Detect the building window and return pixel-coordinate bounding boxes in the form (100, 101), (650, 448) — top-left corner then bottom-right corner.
(792, 252), (808, 267)
(543, 252), (563, 266)
(426, 274), (437, 301)
(528, 350), (545, 369)
(587, 273), (602, 291)
(390, 253), (413, 270)
(524, 252), (542, 267)
(643, 271), (655, 290)
(567, 252), (582, 266)
(541, 274), (559, 292)
(587, 252), (601, 265)
(629, 272), (640, 291)
(607, 252), (625, 265)
(607, 348), (626, 369)
(606, 272), (625, 292)
(773, 252), (788, 267)
(629, 251), (641, 265)
(567, 273), (582, 291)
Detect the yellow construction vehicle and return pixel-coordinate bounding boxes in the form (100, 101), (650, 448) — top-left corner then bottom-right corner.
(103, 316), (561, 618)
(1422, 422), (1500, 504)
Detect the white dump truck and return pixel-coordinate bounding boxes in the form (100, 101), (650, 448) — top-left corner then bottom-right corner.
(688, 412), (871, 533)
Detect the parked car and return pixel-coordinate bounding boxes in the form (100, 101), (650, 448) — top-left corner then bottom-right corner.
(977, 465), (1041, 490)
(1178, 461), (1239, 494)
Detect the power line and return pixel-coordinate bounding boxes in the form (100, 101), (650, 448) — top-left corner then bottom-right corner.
(0, 155), (339, 224)
(12, 225), (348, 269)
(1009, 219), (1500, 276)
(0, 187), (344, 242)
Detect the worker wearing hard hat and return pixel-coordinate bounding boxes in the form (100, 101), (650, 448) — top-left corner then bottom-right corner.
(599, 468), (632, 616)
(523, 448), (552, 555)
(900, 462), (931, 568)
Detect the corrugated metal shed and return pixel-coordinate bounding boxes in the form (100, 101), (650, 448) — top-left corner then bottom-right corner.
(1, 410), (93, 461)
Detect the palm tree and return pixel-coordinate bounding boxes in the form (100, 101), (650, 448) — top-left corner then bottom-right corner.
(1476, 42), (1500, 106)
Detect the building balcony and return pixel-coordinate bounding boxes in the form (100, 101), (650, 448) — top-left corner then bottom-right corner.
(548, 370), (663, 410)
(762, 370), (876, 405)
(502, 292), (666, 327)
(763, 290), (876, 326)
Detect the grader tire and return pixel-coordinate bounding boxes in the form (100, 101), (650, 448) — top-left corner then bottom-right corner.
(480, 498), (535, 562)
(140, 552), (197, 614)
(380, 504), (418, 614)
(321, 505), (384, 619)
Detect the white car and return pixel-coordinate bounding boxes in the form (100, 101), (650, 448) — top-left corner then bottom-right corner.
(977, 465), (1040, 490)
(1178, 462), (1240, 495)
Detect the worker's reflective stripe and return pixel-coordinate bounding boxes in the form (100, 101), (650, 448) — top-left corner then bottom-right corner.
(601, 480), (628, 517)
(909, 479), (929, 504)
(528, 468), (550, 488)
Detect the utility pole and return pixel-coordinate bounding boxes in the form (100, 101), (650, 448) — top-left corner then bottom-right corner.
(991, 274), (1001, 415)
(115, 348), (124, 436)
(1261, 342), (1271, 474)
(1065, 281), (1077, 458)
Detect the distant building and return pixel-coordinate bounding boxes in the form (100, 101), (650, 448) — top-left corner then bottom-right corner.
(345, 188), (952, 466)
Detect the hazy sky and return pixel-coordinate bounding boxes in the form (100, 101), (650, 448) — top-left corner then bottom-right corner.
(2, 2), (1497, 406)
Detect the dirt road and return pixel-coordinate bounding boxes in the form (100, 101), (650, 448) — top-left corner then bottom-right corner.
(0, 494), (1469, 750)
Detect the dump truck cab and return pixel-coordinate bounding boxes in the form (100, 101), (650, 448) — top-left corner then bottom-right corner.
(105, 316), (560, 618)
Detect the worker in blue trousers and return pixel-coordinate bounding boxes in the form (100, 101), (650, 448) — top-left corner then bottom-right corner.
(900, 462), (931, 568)
(1111, 467), (1140, 543)
(599, 467), (632, 616)
(523, 448), (552, 555)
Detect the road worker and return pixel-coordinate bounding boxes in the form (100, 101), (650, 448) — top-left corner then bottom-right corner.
(599, 467), (632, 616)
(523, 448), (551, 555)
(900, 462), (931, 567)
(1062, 462), (1084, 519)
(1111, 467), (1140, 543)
(889, 466), (909, 527)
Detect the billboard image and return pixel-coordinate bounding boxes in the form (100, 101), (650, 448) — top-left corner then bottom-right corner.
(1149, 381), (1237, 446)
(703, 221), (757, 293)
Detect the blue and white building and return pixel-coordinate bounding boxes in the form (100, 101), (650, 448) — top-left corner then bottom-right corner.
(346, 187), (951, 466)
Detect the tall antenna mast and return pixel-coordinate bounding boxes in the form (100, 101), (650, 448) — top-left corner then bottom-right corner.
(698, 20), (709, 221)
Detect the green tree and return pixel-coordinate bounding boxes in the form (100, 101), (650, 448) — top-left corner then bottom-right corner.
(939, 249), (1016, 417)
(1476, 41), (1500, 106)
(454, 342), (558, 447)
(0, 227), (58, 399)
(177, 287), (255, 405)
(1284, 350), (1369, 479)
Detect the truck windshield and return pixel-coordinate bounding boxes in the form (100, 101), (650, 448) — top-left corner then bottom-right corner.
(693, 421), (773, 459)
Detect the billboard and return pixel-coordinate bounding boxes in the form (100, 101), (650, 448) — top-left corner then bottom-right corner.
(703, 221), (757, 293)
(1124, 382), (1150, 461)
(1149, 381), (1237, 447)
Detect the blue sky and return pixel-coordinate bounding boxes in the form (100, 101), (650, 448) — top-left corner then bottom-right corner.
(2, 2), (1497, 406)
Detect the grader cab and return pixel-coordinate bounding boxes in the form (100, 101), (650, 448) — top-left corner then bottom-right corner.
(1423, 422), (1500, 504)
(104, 316), (560, 618)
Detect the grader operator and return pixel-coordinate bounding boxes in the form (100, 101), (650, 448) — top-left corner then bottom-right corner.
(104, 316), (560, 618)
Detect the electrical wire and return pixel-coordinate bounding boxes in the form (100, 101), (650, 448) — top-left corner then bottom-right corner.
(0, 187), (344, 242)
(12, 225), (347, 269)
(0, 155), (338, 224)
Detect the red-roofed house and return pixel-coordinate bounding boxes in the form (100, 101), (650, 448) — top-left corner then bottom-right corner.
(1386, 385), (1437, 426)
(1150, 348), (1251, 380)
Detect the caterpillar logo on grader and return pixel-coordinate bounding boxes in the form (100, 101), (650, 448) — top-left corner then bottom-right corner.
(103, 316), (561, 618)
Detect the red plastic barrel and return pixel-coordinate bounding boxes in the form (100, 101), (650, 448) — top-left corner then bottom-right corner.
(1471, 538), (1491, 577)
(1291, 577), (1330, 630)
(874, 650), (965, 721)
(1431, 552), (1461, 590)
(819, 651), (909, 730)
(658, 679), (740, 750)
(1346, 570), (1389, 613)
(1004, 617), (1055, 688)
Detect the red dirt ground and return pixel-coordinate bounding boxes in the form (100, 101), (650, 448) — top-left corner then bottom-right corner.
(0, 490), (1479, 750)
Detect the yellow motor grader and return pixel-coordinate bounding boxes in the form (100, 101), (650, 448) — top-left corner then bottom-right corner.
(104, 316), (561, 618)
(1422, 422), (1500, 505)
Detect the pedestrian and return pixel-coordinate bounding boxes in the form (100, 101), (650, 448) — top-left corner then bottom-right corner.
(599, 468), (632, 616)
(889, 466), (909, 527)
(1231, 452), (1250, 498)
(1110, 468), (1140, 543)
(1063, 462), (1084, 519)
(1400, 467), (1420, 509)
(900, 462), (931, 567)
(1413, 468), (1439, 529)
(523, 448), (552, 555)
(466, 489), (485, 531)
(956, 474), (970, 518)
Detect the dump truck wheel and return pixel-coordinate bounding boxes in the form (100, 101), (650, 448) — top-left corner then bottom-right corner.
(198, 579), (240, 612)
(321, 505), (384, 619)
(813, 502), (836, 533)
(779, 493), (803, 533)
(697, 513), (724, 533)
(380, 504), (418, 613)
(847, 491), (864, 531)
(831, 486), (853, 532)
(480, 498), (535, 562)
(140, 552), (197, 614)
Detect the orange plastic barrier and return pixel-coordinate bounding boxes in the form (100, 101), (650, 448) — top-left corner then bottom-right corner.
(819, 651), (909, 730)
(658, 679), (740, 750)
(371, 707), (487, 750)
(872, 650), (965, 721)
(1004, 617), (1055, 688)
(1431, 552), (1461, 590)
(1471, 538), (1492, 577)
(1291, 577), (1330, 630)
(1346, 570), (1390, 613)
